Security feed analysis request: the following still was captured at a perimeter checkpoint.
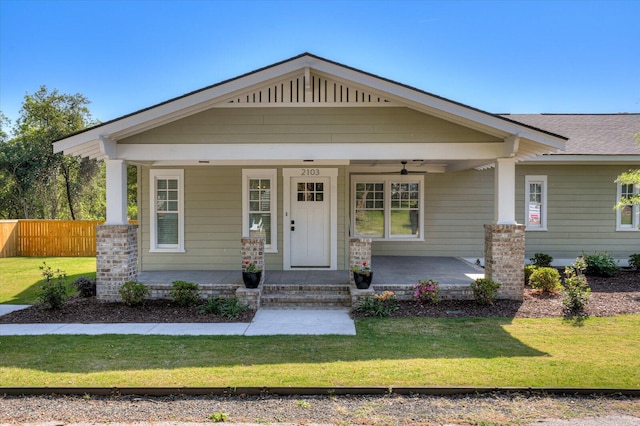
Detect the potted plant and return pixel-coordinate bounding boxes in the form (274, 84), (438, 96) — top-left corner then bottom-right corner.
(242, 260), (262, 288)
(352, 261), (373, 289)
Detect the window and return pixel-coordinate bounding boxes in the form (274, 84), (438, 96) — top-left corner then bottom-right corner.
(150, 169), (184, 252)
(243, 169), (277, 252)
(351, 176), (423, 240)
(617, 180), (639, 231)
(525, 175), (547, 231)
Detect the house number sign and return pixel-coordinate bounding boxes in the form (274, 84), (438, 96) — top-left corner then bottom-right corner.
(300, 168), (321, 176)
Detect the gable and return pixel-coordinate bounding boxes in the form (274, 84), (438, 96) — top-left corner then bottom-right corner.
(53, 53), (567, 165)
(223, 68), (393, 106)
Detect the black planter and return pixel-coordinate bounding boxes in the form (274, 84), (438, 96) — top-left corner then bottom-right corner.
(353, 272), (373, 289)
(242, 271), (262, 288)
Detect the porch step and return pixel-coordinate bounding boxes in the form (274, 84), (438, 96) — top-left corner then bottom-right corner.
(260, 284), (352, 309)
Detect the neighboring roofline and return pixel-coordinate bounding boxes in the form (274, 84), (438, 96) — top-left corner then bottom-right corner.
(54, 53), (568, 144)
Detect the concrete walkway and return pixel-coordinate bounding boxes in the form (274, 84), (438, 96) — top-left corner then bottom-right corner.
(0, 305), (356, 336)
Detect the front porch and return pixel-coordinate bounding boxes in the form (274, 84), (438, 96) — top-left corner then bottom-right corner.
(138, 256), (484, 286)
(137, 256), (486, 308)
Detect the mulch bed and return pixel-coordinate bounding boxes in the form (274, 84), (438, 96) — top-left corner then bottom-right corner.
(0, 298), (256, 324)
(1, 270), (638, 324)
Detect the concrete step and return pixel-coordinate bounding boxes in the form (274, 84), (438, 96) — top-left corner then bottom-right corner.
(260, 284), (352, 308)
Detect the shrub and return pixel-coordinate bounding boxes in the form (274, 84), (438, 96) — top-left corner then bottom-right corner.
(73, 276), (96, 298)
(524, 265), (538, 286)
(170, 280), (201, 307)
(530, 253), (553, 268)
(37, 262), (69, 309)
(562, 257), (591, 313)
(629, 253), (640, 270)
(470, 278), (501, 305)
(528, 267), (562, 294)
(119, 281), (149, 307)
(413, 279), (440, 304)
(199, 297), (248, 319)
(355, 291), (398, 317)
(583, 251), (619, 277)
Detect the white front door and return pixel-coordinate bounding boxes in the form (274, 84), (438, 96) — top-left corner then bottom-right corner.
(290, 177), (330, 267)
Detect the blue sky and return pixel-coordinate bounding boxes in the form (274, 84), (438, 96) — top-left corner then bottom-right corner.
(1, 0), (639, 127)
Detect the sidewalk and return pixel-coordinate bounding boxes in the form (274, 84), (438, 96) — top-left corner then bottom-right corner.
(0, 305), (356, 336)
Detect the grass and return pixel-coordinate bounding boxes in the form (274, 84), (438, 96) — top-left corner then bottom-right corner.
(0, 257), (96, 304)
(1, 315), (638, 388)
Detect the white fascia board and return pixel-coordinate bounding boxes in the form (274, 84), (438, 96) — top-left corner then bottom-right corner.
(54, 59), (315, 153)
(521, 155), (640, 164)
(307, 58), (567, 151)
(117, 142), (505, 162)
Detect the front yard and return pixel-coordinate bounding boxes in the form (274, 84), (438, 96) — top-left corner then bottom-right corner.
(1, 314), (639, 388)
(1, 256), (639, 389)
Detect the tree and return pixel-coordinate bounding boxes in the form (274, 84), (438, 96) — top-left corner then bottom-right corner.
(0, 86), (100, 219)
(615, 133), (640, 218)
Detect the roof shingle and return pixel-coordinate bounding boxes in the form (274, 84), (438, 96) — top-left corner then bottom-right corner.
(502, 114), (640, 155)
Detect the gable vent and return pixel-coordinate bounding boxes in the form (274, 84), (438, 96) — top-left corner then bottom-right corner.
(227, 72), (392, 105)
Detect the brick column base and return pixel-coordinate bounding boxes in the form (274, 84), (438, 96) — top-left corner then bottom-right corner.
(241, 237), (265, 286)
(484, 224), (525, 300)
(349, 238), (372, 286)
(96, 224), (138, 301)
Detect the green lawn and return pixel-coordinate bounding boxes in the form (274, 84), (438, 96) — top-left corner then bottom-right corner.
(1, 315), (638, 388)
(0, 257), (96, 304)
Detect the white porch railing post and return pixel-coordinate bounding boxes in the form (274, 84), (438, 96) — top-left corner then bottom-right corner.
(105, 159), (128, 225)
(494, 157), (517, 225)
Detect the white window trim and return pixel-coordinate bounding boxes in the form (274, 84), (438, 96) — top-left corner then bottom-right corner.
(149, 169), (185, 253)
(525, 175), (547, 231)
(616, 179), (639, 231)
(242, 169), (278, 253)
(350, 175), (424, 241)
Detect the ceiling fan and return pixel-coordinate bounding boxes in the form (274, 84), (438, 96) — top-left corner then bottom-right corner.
(384, 161), (427, 175)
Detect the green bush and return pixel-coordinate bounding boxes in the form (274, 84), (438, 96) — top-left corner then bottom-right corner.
(199, 296), (248, 319)
(37, 262), (69, 309)
(355, 291), (398, 317)
(629, 253), (640, 269)
(170, 280), (201, 306)
(562, 257), (591, 313)
(530, 253), (553, 267)
(119, 281), (149, 306)
(470, 278), (501, 305)
(524, 265), (538, 286)
(73, 276), (96, 298)
(583, 251), (619, 277)
(528, 267), (562, 294)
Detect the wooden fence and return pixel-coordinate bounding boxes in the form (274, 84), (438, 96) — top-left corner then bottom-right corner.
(0, 220), (137, 258)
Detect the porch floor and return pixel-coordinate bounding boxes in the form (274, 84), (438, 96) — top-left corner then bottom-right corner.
(137, 256), (484, 286)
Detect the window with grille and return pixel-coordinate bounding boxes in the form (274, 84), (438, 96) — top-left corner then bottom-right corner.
(352, 176), (423, 240)
(150, 169), (184, 252)
(243, 169), (278, 251)
(525, 176), (547, 230)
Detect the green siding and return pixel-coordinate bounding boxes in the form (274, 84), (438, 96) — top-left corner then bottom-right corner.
(139, 164), (638, 271)
(121, 107), (501, 145)
(517, 165), (639, 261)
(140, 165), (349, 271)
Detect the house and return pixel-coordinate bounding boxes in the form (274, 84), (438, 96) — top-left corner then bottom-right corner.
(53, 53), (640, 304)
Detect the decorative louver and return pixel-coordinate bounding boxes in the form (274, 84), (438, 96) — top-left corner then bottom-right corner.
(227, 69), (392, 105)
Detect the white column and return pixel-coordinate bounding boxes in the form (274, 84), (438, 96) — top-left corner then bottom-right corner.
(105, 159), (128, 225)
(494, 157), (517, 225)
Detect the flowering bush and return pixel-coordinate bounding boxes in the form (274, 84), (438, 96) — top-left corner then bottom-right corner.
(355, 291), (397, 317)
(352, 261), (372, 275)
(243, 260), (261, 273)
(413, 279), (440, 305)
